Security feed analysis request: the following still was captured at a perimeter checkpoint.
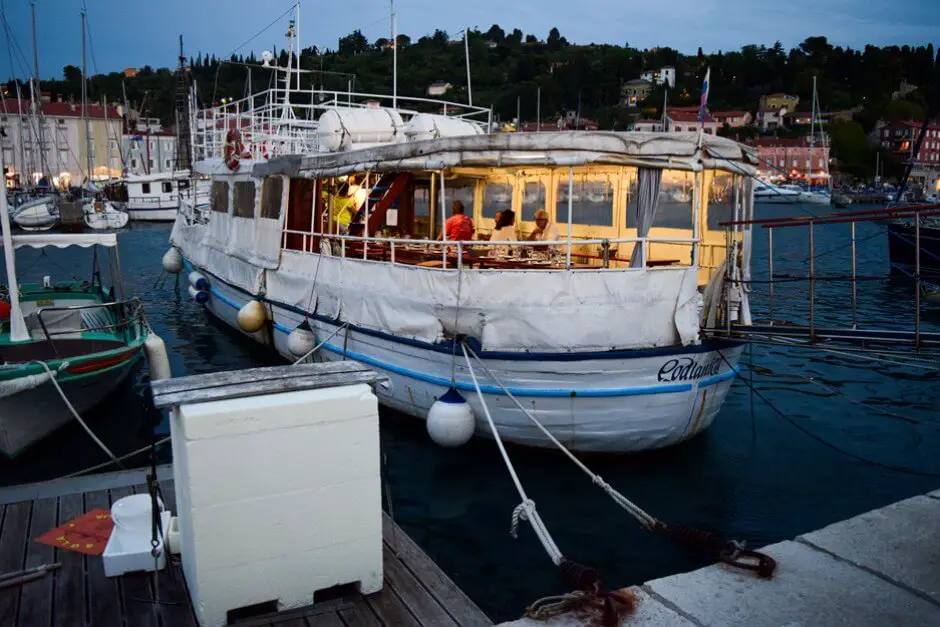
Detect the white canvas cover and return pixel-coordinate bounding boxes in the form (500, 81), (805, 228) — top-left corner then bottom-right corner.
(267, 251), (702, 352)
(1, 233), (118, 249)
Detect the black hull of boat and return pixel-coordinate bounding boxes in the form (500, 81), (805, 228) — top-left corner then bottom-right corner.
(886, 221), (940, 283)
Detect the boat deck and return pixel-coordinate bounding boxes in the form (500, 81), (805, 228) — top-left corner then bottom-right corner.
(0, 466), (492, 627)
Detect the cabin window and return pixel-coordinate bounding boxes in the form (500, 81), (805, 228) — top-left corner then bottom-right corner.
(708, 173), (737, 230)
(482, 182), (512, 219)
(141, 183), (151, 194)
(211, 180), (229, 213)
(233, 181), (257, 218)
(162, 181), (173, 193)
(131, 159), (137, 168)
(179, 180), (190, 190)
(556, 178), (614, 226)
(521, 181), (546, 222)
(651, 170), (694, 229)
(412, 183), (431, 236)
(260, 176), (283, 219)
(442, 179), (475, 218)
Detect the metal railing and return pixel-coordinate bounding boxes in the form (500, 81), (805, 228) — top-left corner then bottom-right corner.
(280, 230), (697, 272)
(36, 298), (147, 358)
(193, 87), (492, 162)
(713, 203), (940, 351)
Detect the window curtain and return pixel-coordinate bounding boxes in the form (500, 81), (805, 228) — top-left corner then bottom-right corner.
(630, 168), (664, 267)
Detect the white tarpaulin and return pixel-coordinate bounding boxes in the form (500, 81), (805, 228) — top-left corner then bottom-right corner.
(267, 251), (702, 352)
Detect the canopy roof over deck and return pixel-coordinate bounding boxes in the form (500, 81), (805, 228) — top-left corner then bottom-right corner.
(250, 131), (759, 179)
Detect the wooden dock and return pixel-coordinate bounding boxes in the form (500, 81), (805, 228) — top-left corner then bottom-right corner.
(0, 466), (492, 627)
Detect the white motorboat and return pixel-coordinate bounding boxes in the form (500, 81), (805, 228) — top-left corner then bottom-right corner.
(162, 12), (758, 454)
(12, 195), (59, 230)
(754, 180), (801, 204)
(83, 199), (129, 229)
(121, 171), (210, 221)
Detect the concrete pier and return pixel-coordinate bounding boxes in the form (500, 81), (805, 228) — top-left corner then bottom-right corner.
(498, 490), (940, 626)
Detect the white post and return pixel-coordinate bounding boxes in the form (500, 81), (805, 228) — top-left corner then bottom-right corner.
(440, 170), (447, 269)
(391, 2), (397, 108)
(566, 167), (573, 269)
(363, 172), (370, 260)
(0, 150), (28, 342)
(295, 1), (302, 93)
(464, 28), (472, 107)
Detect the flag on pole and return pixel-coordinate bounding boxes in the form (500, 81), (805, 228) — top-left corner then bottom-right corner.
(698, 66), (711, 127)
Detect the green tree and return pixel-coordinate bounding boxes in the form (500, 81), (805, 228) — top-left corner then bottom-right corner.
(829, 120), (871, 177)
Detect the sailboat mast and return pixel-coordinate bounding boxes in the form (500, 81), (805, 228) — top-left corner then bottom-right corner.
(81, 9), (93, 184)
(29, 1), (47, 181)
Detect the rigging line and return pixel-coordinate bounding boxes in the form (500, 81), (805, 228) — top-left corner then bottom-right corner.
(226, 2), (298, 58)
(0, 5), (34, 79)
(753, 346), (921, 425)
(716, 350), (940, 478)
(756, 332), (940, 365)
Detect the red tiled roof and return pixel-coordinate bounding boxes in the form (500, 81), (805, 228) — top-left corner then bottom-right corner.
(713, 110), (749, 118)
(667, 108), (714, 123)
(748, 137), (808, 147)
(0, 100), (121, 119)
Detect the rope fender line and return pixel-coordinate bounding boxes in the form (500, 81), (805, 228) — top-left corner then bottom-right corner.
(461, 341), (778, 580)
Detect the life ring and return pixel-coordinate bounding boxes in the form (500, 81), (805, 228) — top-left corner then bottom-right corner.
(224, 129), (244, 171)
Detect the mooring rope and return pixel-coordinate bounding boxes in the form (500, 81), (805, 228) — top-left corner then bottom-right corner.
(462, 341), (777, 580)
(463, 342), (660, 530)
(461, 343), (563, 565)
(32, 360), (123, 469)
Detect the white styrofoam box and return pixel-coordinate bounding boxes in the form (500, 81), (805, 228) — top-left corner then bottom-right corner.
(171, 383), (383, 627)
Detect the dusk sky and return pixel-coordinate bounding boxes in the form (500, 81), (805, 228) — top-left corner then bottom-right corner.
(1, 0), (937, 80)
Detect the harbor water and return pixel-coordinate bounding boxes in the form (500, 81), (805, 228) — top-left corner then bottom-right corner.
(2, 208), (939, 622)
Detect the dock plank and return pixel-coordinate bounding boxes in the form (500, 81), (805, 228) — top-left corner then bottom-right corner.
(363, 587), (422, 627)
(306, 613), (346, 627)
(83, 490), (121, 627)
(18, 498), (56, 627)
(337, 595), (382, 627)
(383, 518), (492, 627)
(53, 493), (85, 627)
(0, 500), (31, 623)
(382, 543), (459, 627)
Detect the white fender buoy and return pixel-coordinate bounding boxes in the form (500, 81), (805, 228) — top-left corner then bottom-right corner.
(236, 299), (266, 333)
(187, 270), (209, 291)
(187, 285), (209, 305)
(426, 388), (476, 447)
(287, 319), (317, 357)
(162, 247), (183, 274)
(144, 333), (171, 381)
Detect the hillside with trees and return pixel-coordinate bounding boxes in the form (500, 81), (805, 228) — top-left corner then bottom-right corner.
(11, 26), (938, 178)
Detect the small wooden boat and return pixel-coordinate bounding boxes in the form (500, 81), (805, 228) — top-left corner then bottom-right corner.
(0, 233), (149, 458)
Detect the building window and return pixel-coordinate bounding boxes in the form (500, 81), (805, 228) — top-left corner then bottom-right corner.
(110, 140), (118, 150)
(59, 150), (68, 165)
(162, 181), (173, 193)
(211, 180), (229, 213)
(149, 159), (154, 168)
(165, 159), (171, 168)
(142, 183), (151, 194)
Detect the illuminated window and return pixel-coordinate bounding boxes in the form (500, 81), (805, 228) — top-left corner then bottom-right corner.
(481, 182), (512, 219)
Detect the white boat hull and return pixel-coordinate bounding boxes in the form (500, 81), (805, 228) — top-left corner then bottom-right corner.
(12, 198), (58, 230)
(0, 359), (138, 458)
(800, 191), (831, 205)
(125, 205), (179, 221)
(84, 201), (129, 229)
(189, 262), (743, 453)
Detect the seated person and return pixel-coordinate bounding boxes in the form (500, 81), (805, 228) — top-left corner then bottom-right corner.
(489, 209), (518, 257)
(526, 209), (561, 258)
(438, 200), (475, 242)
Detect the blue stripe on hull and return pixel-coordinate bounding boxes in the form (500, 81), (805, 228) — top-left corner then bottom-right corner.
(204, 282), (738, 400)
